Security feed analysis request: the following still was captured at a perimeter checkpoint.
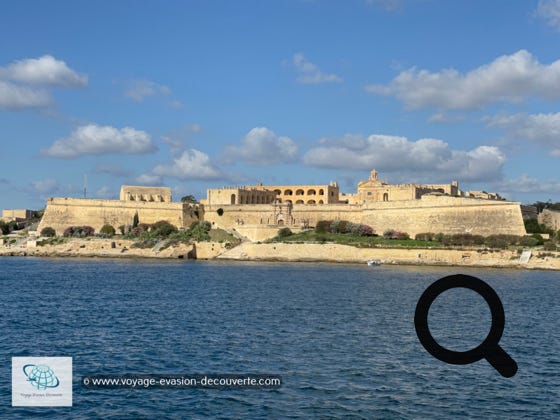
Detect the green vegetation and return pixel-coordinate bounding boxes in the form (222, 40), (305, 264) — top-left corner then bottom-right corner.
(37, 237), (66, 246)
(181, 194), (197, 203)
(271, 220), (560, 251)
(524, 218), (553, 235)
(125, 220), (239, 249)
(99, 224), (116, 237)
(40, 227), (56, 237)
(63, 226), (95, 237)
(0, 220), (18, 234)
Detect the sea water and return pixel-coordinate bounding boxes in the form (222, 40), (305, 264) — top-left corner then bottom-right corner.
(0, 257), (559, 418)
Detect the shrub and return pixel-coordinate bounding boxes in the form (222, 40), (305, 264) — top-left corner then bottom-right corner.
(63, 226), (95, 238)
(484, 235), (509, 249)
(189, 221), (212, 241)
(151, 220), (178, 237)
(415, 232), (434, 241)
(531, 233), (544, 245)
(434, 232), (445, 242)
(543, 242), (558, 251)
(383, 229), (395, 239)
(118, 225), (126, 235)
(392, 231), (410, 240)
(277, 227), (293, 238)
(315, 220), (332, 234)
(100, 224), (116, 236)
(520, 236), (539, 247)
(331, 220), (351, 234)
(357, 224), (374, 236)
(40, 227), (56, 237)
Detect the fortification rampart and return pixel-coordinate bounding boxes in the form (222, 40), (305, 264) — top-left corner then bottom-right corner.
(38, 197), (199, 235)
(204, 195), (526, 237)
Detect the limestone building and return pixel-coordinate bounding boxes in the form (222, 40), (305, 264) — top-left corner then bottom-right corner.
(37, 170), (527, 239)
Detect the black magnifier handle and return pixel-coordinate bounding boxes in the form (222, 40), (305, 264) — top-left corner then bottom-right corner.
(485, 345), (518, 378)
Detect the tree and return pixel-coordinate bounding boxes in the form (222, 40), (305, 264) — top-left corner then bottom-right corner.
(40, 227), (56, 237)
(181, 195), (197, 203)
(100, 224), (116, 236)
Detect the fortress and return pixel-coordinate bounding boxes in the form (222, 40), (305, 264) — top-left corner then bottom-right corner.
(38, 171), (526, 240)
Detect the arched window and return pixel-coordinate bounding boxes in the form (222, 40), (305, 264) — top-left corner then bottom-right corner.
(307, 189), (316, 195)
(383, 193), (389, 202)
(285, 200), (292, 204)
(274, 189), (281, 195)
(296, 189), (304, 196)
(318, 200), (324, 204)
(285, 189), (293, 196)
(230, 194), (236, 204)
(296, 200), (304, 204)
(319, 189), (324, 195)
(307, 199), (316, 204)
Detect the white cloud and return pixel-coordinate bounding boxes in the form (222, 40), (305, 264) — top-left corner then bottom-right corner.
(497, 174), (560, 195)
(95, 186), (115, 199)
(135, 173), (163, 185)
(486, 112), (560, 156)
(0, 80), (51, 110)
(44, 124), (157, 158)
(428, 112), (465, 123)
(0, 55), (87, 87)
(152, 149), (222, 180)
(293, 53), (342, 84)
(304, 134), (506, 182)
(536, 0), (560, 30)
(32, 178), (59, 194)
(225, 127), (298, 165)
(125, 79), (171, 102)
(365, 50), (560, 110)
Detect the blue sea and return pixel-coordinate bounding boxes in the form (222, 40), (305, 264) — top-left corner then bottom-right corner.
(1, 257), (559, 419)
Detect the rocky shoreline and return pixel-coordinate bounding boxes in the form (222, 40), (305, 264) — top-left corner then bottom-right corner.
(2, 238), (559, 270)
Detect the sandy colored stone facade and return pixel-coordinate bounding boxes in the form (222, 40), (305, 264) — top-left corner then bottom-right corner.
(37, 170), (527, 239)
(38, 196), (200, 236)
(2, 209), (33, 221)
(539, 208), (560, 231)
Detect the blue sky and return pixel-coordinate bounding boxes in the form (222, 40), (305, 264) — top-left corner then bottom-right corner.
(1, 0), (560, 210)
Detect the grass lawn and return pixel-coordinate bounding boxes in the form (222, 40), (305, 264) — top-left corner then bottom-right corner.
(271, 230), (442, 248)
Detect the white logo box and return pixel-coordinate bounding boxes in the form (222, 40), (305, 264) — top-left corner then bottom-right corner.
(12, 357), (72, 407)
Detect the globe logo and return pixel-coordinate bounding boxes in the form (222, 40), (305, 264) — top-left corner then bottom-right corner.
(23, 364), (60, 390)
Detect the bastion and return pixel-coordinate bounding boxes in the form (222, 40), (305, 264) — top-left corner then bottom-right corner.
(37, 170), (526, 239)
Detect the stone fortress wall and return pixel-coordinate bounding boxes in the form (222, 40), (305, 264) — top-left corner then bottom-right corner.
(38, 188), (200, 236)
(37, 170), (527, 239)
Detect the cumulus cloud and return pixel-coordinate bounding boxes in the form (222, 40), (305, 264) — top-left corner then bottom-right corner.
(366, 50), (560, 110)
(43, 124), (157, 158)
(304, 134), (506, 182)
(293, 53), (342, 84)
(135, 173), (163, 185)
(32, 178), (59, 194)
(497, 174), (560, 195)
(536, 0), (560, 30)
(225, 127), (298, 165)
(152, 149), (222, 180)
(124, 79), (171, 102)
(95, 186), (115, 199)
(0, 55), (87, 87)
(486, 112), (560, 156)
(0, 80), (51, 110)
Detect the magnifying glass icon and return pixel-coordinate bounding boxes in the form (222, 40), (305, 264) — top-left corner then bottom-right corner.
(414, 274), (517, 378)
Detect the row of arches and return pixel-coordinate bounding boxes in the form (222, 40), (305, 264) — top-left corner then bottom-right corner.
(277, 189), (325, 196)
(283, 199), (324, 205)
